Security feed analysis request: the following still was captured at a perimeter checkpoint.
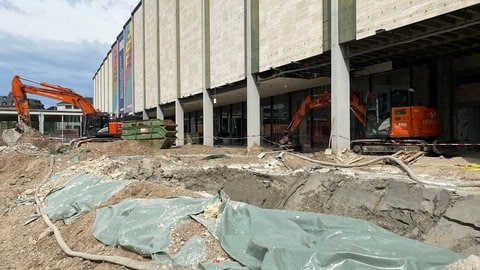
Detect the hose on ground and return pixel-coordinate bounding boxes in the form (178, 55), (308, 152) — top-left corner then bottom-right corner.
(34, 156), (192, 270)
(281, 152), (480, 188)
(458, 163), (480, 171)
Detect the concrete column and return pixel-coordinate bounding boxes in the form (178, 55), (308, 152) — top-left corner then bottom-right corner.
(202, 0), (214, 146)
(142, 2), (147, 120)
(156, 106), (164, 120)
(79, 115), (83, 137)
(203, 93), (214, 147)
(175, 100), (184, 146)
(38, 113), (44, 134)
(61, 115), (64, 142)
(246, 76), (261, 147)
(246, 0), (261, 147)
(330, 0), (351, 154)
(156, 0), (162, 119)
(174, 0), (184, 146)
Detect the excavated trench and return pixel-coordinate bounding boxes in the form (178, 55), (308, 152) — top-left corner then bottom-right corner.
(170, 167), (480, 256)
(2, 131), (479, 268)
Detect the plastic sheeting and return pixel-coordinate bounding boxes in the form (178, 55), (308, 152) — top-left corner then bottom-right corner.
(92, 192), (464, 269)
(42, 171), (133, 224)
(92, 196), (221, 264)
(200, 201), (464, 270)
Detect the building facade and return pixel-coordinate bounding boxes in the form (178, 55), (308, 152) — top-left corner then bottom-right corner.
(93, 0), (480, 152)
(0, 93), (44, 109)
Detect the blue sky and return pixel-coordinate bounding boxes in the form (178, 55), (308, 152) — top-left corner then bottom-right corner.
(0, 0), (138, 107)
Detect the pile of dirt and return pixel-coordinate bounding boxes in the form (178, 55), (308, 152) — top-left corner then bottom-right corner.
(1, 124), (63, 151)
(0, 140), (479, 269)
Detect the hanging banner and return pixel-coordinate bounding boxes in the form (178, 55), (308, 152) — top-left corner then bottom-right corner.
(111, 42), (119, 115)
(124, 21), (134, 114)
(118, 33), (125, 115)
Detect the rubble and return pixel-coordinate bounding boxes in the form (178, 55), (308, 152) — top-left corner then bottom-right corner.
(0, 140), (479, 269)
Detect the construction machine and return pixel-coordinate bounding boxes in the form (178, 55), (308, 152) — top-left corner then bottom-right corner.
(7, 75), (178, 148)
(10, 75), (122, 138)
(281, 89), (441, 154)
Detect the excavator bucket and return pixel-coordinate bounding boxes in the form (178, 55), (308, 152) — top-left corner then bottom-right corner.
(2, 129), (22, 146)
(1, 122), (34, 146)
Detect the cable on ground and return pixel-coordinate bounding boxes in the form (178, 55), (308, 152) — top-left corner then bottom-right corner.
(281, 152), (480, 189)
(34, 156), (192, 270)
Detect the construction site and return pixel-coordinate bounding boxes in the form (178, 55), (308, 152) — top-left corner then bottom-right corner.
(1, 0), (480, 269)
(0, 125), (479, 269)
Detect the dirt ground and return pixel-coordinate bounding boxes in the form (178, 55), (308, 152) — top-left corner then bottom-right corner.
(0, 134), (479, 269)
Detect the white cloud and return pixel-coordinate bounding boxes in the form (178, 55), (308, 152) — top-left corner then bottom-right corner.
(0, 0), (138, 43)
(0, 32), (109, 107)
(0, 0), (139, 107)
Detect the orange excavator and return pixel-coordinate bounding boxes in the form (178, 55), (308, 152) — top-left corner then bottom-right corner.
(281, 89), (441, 154)
(10, 75), (122, 138)
(280, 91), (366, 145)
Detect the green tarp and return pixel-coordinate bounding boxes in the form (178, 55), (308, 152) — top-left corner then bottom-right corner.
(42, 171), (133, 224)
(92, 196), (220, 264)
(91, 192), (464, 269)
(40, 171), (463, 269)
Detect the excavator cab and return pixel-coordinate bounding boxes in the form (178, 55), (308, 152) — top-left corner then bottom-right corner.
(364, 89), (440, 139)
(84, 112), (111, 137)
(364, 89), (415, 138)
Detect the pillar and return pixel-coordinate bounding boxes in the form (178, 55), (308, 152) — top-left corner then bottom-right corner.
(202, 0), (214, 146)
(175, 100), (184, 146)
(38, 113), (44, 134)
(174, 0), (184, 146)
(330, 0), (351, 153)
(156, 106), (164, 120)
(246, 0), (261, 147)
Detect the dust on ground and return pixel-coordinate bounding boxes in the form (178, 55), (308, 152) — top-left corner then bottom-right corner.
(1, 135), (479, 269)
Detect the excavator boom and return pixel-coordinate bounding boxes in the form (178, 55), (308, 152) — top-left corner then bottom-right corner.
(11, 75), (98, 127)
(9, 75), (121, 139)
(280, 91), (366, 145)
(286, 91), (366, 135)
(7, 75), (177, 148)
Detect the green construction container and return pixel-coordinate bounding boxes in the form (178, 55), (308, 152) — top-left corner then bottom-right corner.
(121, 119), (177, 149)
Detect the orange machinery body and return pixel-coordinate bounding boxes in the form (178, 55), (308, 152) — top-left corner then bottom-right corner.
(390, 106), (440, 138)
(108, 122), (123, 136)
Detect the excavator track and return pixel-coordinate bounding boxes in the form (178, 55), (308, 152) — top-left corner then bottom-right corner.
(351, 139), (431, 154)
(70, 120), (178, 149)
(70, 137), (122, 148)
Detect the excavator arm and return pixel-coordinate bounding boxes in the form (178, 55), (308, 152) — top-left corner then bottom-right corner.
(285, 92), (332, 133)
(11, 75), (98, 126)
(281, 91), (366, 145)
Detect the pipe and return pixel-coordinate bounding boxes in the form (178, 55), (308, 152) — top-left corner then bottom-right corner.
(34, 156), (192, 270)
(282, 152), (480, 188)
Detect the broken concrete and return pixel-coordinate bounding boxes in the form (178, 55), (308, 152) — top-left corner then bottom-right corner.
(282, 169), (480, 255)
(0, 141), (479, 269)
(1, 129), (21, 146)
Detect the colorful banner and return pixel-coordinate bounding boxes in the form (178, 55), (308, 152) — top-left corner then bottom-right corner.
(111, 42), (118, 115)
(118, 33), (125, 115)
(124, 21), (134, 114)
